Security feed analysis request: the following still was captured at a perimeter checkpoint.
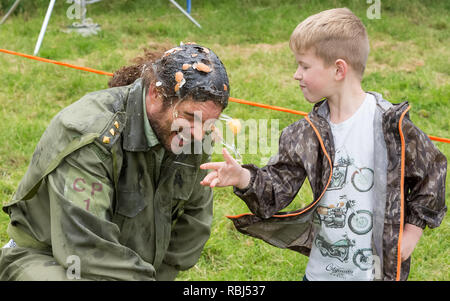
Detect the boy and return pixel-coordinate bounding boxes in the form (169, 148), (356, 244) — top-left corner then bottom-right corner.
(200, 8), (447, 281)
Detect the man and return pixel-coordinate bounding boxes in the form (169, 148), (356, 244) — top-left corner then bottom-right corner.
(0, 44), (230, 280)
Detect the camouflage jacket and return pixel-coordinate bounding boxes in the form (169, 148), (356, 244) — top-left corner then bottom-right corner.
(1, 78), (213, 280)
(230, 92), (447, 281)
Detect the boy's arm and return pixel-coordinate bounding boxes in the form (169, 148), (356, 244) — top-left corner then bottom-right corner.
(404, 118), (447, 229)
(200, 130), (306, 218)
(200, 125), (308, 219)
(232, 127), (308, 219)
(401, 223), (423, 262)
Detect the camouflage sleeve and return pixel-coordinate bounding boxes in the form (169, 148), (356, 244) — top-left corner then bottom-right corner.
(47, 143), (156, 280)
(157, 160), (213, 280)
(404, 118), (447, 229)
(233, 126), (307, 219)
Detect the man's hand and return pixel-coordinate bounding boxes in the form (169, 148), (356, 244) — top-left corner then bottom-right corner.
(200, 148), (251, 189)
(401, 223), (423, 262)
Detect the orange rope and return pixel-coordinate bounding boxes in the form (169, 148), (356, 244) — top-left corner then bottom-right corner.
(229, 97), (307, 116)
(428, 135), (450, 144)
(396, 105), (410, 281)
(1, 48), (448, 144)
(0, 48), (114, 76)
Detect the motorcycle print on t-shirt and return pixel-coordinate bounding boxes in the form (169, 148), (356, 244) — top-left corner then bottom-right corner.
(327, 148), (374, 192)
(313, 195), (373, 235)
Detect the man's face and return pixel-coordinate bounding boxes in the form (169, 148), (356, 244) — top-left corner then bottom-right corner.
(293, 48), (336, 103)
(146, 92), (223, 154)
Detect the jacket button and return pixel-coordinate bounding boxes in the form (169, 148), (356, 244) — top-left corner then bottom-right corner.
(109, 128), (115, 136)
(114, 121), (119, 129)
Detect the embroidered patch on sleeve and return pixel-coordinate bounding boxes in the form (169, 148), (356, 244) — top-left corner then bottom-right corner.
(64, 167), (112, 219)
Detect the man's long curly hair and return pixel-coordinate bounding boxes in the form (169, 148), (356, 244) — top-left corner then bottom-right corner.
(108, 45), (167, 88)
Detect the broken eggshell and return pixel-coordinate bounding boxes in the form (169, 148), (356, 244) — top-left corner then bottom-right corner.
(193, 62), (211, 73)
(175, 71), (184, 83)
(227, 119), (242, 135)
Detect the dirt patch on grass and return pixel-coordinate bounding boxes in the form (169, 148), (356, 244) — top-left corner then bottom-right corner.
(433, 72), (449, 87)
(367, 39), (423, 73)
(367, 38), (449, 87)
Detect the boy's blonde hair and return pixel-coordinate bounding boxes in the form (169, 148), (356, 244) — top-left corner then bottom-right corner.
(289, 8), (370, 79)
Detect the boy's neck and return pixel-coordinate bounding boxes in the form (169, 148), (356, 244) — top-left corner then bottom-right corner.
(326, 81), (366, 124)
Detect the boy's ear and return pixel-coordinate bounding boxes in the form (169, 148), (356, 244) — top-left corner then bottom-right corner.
(334, 59), (348, 81)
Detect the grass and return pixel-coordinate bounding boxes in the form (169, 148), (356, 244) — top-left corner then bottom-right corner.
(0, 0), (448, 281)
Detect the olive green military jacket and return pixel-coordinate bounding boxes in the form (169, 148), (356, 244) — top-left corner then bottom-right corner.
(2, 78), (213, 280)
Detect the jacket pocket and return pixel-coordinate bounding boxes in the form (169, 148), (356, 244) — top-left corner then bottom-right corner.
(171, 164), (197, 201)
(170, 165), (197, 224)
(116, 190), (148, 218)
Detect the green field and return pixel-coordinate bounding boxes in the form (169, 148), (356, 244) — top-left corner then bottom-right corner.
(0, 0), (448, 280)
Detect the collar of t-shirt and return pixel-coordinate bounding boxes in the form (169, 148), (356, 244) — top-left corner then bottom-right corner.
(326, 93), (375, 149)
(327, 93), (372, 129)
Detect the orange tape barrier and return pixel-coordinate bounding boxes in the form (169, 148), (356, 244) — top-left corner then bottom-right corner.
(0, 48), (114, 76)
(229, 97), (307, 116)
(1, 48), (449, 144)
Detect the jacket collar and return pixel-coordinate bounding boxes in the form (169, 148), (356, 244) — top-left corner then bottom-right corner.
(141, 86), (161, 148)
(311, 91), (407, 120)
(123, 78), (153, 152)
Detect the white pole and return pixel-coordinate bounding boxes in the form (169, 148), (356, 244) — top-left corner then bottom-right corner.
(33, 0), (56, 56)
(169, 0), (201, 28)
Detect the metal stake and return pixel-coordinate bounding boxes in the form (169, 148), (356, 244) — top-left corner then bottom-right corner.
(33, 0), (56, 56)
(169, 0), (201, 28)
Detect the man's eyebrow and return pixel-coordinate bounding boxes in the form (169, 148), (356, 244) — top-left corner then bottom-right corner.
(184, 112), (195, 117)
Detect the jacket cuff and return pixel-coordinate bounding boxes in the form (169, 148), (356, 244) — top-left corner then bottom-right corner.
(405, 213), (427, 230)
(233, 165), (257, 196)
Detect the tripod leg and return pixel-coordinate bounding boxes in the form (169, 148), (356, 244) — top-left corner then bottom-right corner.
(169, 0), (201, 28)
(0, 0), (21, 25)
(33, 0), (56, 56)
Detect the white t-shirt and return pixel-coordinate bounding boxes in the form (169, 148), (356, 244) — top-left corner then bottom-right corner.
(305, 93), (376, 281)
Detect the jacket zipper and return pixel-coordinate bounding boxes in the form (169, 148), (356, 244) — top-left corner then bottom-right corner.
(396, 105), (411, 281)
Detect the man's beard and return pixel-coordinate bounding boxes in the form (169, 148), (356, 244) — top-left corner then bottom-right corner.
(148, 116), (173, 152)
(148, 115), (192, 154)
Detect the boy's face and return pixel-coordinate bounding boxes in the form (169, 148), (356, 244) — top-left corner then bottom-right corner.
(293, 48), (336, 103)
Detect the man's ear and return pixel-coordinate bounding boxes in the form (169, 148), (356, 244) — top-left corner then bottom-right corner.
(145, 82), (162, 117)
(148, 82), (158, 101)
(147, 82), (164, 107)
(334, 59), (348, 81)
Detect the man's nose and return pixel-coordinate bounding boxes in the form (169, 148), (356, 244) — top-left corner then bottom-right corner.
(191, 123), (205, 141)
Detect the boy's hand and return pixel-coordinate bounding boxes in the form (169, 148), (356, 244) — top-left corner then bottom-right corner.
(401, 223), (423, 262)
(200, 148), (251, 189)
